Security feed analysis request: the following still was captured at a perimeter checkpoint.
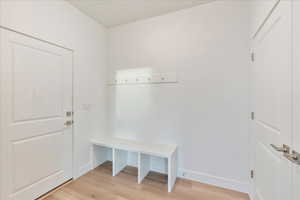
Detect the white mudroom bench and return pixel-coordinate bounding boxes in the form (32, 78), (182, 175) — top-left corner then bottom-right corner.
(91, 137), (178, 192)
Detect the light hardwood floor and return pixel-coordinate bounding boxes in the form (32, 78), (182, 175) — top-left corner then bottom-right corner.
(41, 162), (249, 200)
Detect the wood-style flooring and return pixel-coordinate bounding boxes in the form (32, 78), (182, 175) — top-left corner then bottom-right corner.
(40, 161), (250, 200)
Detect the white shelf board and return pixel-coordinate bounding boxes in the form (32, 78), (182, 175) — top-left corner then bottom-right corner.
(109, 72), (178, 85)
(91, 137), (177, 158)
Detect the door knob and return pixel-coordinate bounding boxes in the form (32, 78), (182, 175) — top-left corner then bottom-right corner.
(270, 144), (290, 153)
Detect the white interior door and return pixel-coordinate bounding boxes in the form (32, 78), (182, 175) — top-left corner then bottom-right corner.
(252, 1), (293, 200)
(0, 29), (73, 200)
(292, 1), (300, 200)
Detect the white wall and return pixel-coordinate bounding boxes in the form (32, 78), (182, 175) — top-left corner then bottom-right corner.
(108, 1), (251, 192)
(0, 0), (108, 178)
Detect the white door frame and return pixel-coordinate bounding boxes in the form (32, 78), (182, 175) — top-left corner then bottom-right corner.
(0, 26), (75, 200)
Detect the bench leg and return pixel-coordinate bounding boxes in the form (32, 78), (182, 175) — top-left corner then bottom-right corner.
(138, 153), (151, 184)
(113, 148), (128, 176)
(92, 146), (111, 169)
(168, 150), (177, 192)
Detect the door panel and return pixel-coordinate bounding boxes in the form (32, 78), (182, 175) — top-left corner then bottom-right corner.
(293, 1), (300, 200)
(251, 0), (279, 37)
(12, 132), (63, 191)
(255, 141), (280, 200)
(1, 29), (73, 200)
(254, 0), (292, 145)
(253, 1), (292, 200)
(12, 42), (63, 122)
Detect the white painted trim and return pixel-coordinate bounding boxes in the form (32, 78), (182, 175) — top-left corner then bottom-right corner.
(0, 28), (4, 200)
(77, 162), (93, 178)
(252, 0), (280, 39)
(177, 168), (250, 194)
(249, 193), (256, 200)
(0, 25), (73, 51)
(0, 4), (2, 199)
(0, 5), (4, 200)
(248, 178), (256, 200)
(79, 161), (251, 195)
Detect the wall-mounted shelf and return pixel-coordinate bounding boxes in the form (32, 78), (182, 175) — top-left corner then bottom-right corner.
(109, 72), (178, 85)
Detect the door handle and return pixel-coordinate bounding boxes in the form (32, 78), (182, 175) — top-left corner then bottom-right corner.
(284, 151), (300, 165)
(270, 144), (290, 153)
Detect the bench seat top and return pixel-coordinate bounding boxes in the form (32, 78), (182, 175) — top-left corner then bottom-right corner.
(91, 137), (177, 158)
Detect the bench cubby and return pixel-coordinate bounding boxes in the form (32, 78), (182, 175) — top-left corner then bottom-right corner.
(91, 137), (178, 192)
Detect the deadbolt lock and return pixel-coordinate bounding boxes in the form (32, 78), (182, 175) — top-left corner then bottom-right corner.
(66, 111), (74, 117)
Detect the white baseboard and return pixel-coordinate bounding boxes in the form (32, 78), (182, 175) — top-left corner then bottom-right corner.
(249, 193), (256, 200)
(77, 162), (93, 178)
(75, 161), (250, 195)
(177, 168), (250, 194)
(248, 183), (256, 200)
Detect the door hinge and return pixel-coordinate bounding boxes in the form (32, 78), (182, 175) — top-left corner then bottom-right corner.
(251, 170), (254, 179)
(251, 112), (255, 120)
(251, 52), (255, 62)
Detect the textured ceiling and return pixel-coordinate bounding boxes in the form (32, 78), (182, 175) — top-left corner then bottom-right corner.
(67, 0), (213, 27)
